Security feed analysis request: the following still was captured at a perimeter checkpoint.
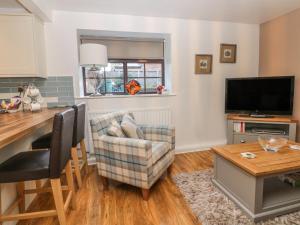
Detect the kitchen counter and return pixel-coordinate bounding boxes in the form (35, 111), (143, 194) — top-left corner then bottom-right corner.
(0, 108), (65, 150)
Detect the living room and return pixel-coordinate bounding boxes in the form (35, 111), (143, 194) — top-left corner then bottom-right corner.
(0, 0), (300, 225)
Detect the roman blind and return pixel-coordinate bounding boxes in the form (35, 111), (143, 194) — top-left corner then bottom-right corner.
(80, 37), (164, 59)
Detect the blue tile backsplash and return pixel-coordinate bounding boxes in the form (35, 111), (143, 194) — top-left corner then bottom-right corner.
(0, 76), (74, 107)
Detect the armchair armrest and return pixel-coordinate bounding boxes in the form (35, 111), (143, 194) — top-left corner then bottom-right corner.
(139, 125), (175, 149)
(93, 135), (152, 166)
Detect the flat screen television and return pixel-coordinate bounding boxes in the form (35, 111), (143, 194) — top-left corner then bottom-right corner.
(225, 76), (295, 116)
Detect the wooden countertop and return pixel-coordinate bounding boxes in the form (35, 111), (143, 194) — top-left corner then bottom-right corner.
(227, 114), (298, 123)
(0, 108), (66, 149)
(212, 142), (300, 176)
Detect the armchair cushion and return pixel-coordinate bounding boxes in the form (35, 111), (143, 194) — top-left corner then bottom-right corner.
(90, 111), (133, 137)
(107, 120), (126, 138)
(121, 114), (144, 139)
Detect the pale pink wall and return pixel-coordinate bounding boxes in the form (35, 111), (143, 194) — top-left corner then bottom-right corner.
(259, 8), (300, 140)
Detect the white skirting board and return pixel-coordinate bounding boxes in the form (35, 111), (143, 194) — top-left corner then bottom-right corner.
(88, 107), (172, 125)
(175, 140), (227, 154)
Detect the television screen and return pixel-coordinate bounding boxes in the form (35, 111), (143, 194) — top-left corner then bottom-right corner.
(225, 76), (294, 115)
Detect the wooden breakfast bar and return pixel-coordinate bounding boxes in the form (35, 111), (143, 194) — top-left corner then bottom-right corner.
(212, 143), (300, 222)
(0, 109), (64, 149)
(0, 108), (64, 225)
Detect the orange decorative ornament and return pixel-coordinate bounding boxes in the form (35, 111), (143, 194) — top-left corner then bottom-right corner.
(125, 80), (142, 95)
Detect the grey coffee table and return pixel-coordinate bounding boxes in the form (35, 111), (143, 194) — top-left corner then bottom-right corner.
(212, 142), (300, 222)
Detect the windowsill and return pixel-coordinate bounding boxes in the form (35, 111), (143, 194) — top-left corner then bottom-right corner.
(75, 93), (176, 99)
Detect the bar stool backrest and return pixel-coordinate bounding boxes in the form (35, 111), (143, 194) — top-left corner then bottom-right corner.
(49, 108), (75, 178)
(72, 103), (86, 147)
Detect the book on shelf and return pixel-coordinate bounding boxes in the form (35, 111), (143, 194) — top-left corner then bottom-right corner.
(233, 122), (245, 133)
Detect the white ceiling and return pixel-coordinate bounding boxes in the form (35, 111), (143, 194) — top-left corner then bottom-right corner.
(51, 0), (300, 24)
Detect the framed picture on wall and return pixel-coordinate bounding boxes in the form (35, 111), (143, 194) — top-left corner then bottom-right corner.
(195, 54), (213, 74)
(220, 44), (237, 63)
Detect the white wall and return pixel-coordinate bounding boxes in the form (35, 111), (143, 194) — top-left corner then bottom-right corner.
(44, 11), (260, 151)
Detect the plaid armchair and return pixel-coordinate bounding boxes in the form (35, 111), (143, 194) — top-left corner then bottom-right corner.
(90, 111), (175, 200)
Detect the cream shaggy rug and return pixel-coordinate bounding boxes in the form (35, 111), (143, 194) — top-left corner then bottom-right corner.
(173, 169), (300, 225)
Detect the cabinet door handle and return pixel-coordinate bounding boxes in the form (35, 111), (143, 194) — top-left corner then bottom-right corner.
(240, 139), (246, 143)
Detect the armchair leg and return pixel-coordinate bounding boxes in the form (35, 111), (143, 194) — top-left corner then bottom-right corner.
(167, 164), (173, 175)
(141, 188), (150, 201)
(100, 176), (109, 190)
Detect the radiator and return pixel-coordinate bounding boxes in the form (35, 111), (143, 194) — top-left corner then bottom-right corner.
(89, 107), (172, 126)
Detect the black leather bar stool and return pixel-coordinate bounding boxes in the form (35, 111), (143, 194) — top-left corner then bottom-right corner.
(0, 108), (76, 225)
(32, 103), (88, 188)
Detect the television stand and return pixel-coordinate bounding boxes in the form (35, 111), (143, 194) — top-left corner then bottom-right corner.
(227, 114), (297, 144)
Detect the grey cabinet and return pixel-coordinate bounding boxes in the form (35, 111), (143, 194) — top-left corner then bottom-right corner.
(227, 116), (297, 144)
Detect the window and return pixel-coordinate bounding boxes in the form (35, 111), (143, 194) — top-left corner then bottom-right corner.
(82, 59), (164, 96)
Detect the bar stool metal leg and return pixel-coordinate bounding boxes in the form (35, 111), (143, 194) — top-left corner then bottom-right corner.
(80, 139), (88, 174)
(51, 179), (67, 225)
(71, 147), (82, 188)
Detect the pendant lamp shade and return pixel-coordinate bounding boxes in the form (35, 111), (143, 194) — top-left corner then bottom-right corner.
(79, 43), (108, 66)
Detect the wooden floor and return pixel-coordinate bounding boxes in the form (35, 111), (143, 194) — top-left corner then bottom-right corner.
(18, 151), (213, 225)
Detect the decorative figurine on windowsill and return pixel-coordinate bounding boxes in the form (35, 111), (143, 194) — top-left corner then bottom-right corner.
(126, 79), (142, 95)
(156, 85), (165, 94)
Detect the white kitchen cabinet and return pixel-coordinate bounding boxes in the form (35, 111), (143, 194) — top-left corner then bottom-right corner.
(0, 14), (47, 77)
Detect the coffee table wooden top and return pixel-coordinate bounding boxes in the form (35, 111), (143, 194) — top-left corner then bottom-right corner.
(212, 142), (300, 176)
